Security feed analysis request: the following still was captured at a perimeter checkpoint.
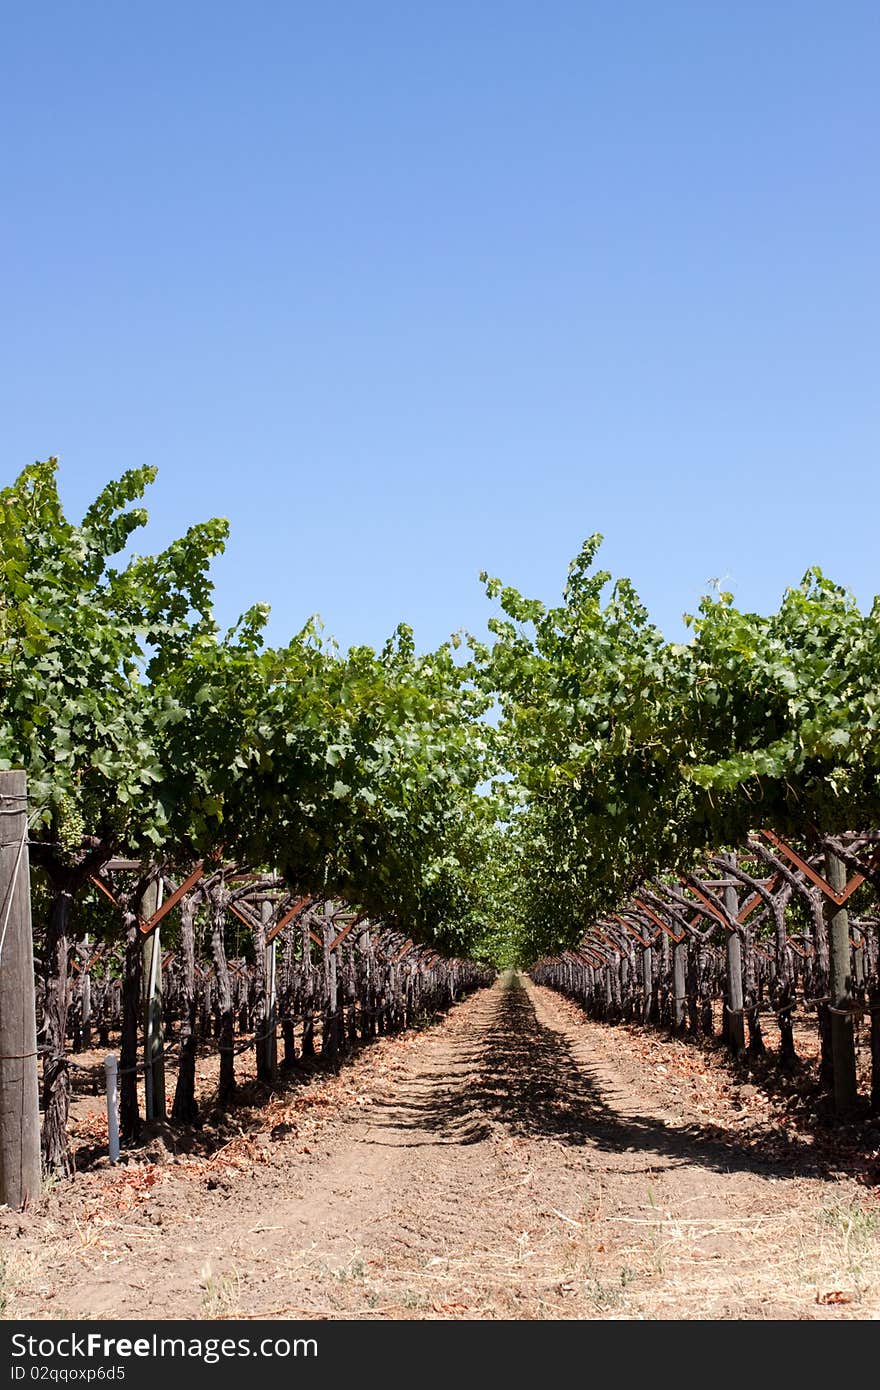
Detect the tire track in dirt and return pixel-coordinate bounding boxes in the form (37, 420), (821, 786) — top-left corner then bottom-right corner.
(7, 974), (879, 1319)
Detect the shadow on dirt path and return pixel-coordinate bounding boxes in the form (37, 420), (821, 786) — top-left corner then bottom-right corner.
(366, 973), (822, 1179)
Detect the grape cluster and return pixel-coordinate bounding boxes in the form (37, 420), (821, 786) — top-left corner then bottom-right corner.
(54, 792), (85, 864)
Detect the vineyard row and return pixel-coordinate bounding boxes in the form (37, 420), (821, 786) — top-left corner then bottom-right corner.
(41, 862), (492, 1169)
(532, 830), (880, 1112)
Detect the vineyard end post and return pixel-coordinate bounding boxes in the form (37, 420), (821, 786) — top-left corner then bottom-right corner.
(0, 769), (41, 1209)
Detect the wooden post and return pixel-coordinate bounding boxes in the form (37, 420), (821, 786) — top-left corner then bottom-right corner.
(80, 935), (92, 1050)
(722, 855), (746, 1056)
(279, 924), (297, 1068)
(266, 900), (278, 1075)
(698, 940), (714, 1035)
(659, 928), (670, 1025)
(825, 848), (859, 1116)
(210, 892), (235, 1105)
(323, 903), (338, 1058)
(0, 770), (41, 1208)
(142, 878), (165, 1120)
(359, 930), (373, 1039)
(301, 914), (315, 1057)
(257, 897), (277, 1082)
(672, 938), (687, 1032)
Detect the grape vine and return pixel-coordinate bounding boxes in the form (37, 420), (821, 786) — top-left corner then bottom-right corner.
(3, 460), (880, 1172)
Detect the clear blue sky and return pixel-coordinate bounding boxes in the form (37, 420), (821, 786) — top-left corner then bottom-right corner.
(2, 3), (878, 650)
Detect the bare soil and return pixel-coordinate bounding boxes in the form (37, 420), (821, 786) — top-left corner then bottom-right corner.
(4, 974), (880, 1320)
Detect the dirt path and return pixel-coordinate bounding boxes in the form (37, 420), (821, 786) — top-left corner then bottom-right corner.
(5, 974), (879, 1320)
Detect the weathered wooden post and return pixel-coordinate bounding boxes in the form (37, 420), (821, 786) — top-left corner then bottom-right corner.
(359, 929), (373, 1039)
(301, 913), (315, 1057)
(279, 923), (297, 1068)
(722, 854), (746, 1056)
(672, 936), (687, 1032)
(825, 848), (859, 1115)
(142, 877), (165, 1120)
(80, 935), (92, 1050)
(0, 770), (41, 1208)
(255, 897), (277, 1082)
(659, 928), (670, 1024)
(265, 900), (278, 1076)
(323, 902), (338, 1057)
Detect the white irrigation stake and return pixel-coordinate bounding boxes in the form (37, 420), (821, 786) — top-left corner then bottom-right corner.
(104, 1055), (120, 1162)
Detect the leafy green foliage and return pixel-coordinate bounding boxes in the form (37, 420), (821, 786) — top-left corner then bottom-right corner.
(682, 570), (880, 830)
(0, 460), (228, 870)
(478, 540), (880, 961)
(5, 459), (878, 967)
(1, 460), (501, 958)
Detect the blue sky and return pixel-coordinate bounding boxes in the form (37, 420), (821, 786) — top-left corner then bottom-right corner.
(2, 3), (878, 650)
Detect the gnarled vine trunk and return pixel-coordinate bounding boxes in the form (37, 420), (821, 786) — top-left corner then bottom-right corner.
(210, 897), (235, 1104)
(41, 880), (74, 1174)
(171, 898), (199, 1124)
(119, 909), (142, 1143)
